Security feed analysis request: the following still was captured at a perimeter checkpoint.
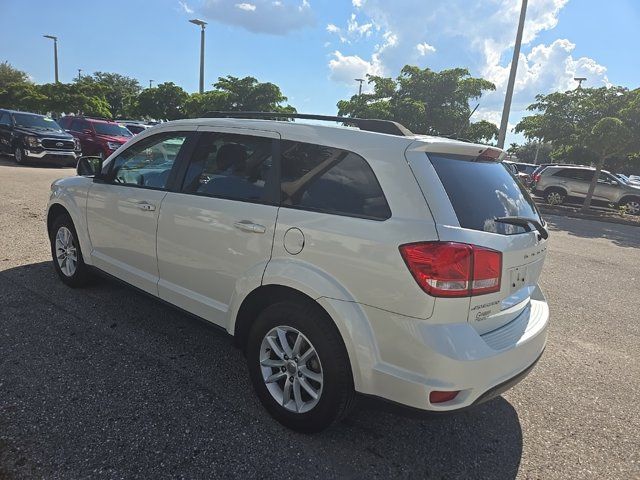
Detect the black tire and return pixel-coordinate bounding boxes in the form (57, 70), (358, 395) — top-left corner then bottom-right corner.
(49, 213), (94, 287)
(14, 145), (25, 164)
(621, 197), (640, 216)
(246, 301), (356, 433)
(544, 187), (566, 205)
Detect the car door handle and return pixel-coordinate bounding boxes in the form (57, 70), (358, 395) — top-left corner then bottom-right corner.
(233, 221), (266, 234)
(136, 201), (156, 211)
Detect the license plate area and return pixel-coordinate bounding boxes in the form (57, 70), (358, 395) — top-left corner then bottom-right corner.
(509, 266), (528, 294)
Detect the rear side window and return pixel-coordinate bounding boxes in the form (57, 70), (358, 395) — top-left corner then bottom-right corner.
(428, 154), (541, 235)
(553, 168), (593, 181)
(280, 141), (391, 220)
(182, 132), (275, 203)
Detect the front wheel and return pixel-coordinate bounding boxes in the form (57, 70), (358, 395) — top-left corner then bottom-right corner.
(622, 198), (640, 215)
(50, 214), (94, 287)
(246, 302), (356, 433)
(14, 146), (25, 164)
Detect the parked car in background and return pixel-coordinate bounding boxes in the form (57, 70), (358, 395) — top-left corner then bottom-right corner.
(535, 165), (640, 214)
(116, 120), (152, 135)
(58, 116), (133, 159)
(616, 173), (640, 186)
(46, 113), (550, 432)
(0, 109), (81, 166)
(505, 161), (538, 186)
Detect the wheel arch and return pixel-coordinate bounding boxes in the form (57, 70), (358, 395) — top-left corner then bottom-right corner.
(544, 185), (568, 196)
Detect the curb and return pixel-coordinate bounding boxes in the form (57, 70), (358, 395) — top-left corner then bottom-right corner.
(538, 205), (640, 228)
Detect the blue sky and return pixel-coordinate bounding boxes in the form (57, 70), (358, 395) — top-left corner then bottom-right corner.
(1, 0), (638, 144)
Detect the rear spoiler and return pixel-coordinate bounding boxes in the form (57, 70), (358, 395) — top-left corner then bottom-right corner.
(407, 139), (506, 162)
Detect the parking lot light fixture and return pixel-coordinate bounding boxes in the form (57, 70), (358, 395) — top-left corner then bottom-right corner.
(43, 35), (59, 83)
(189, 19), (208, 94)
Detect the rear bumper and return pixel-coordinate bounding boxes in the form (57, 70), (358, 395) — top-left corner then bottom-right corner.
(339, 285), (549, 412)
(24, 149), (80, 166)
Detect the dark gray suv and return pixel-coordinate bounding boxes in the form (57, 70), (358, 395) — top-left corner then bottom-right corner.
(535, 165), (640, 214)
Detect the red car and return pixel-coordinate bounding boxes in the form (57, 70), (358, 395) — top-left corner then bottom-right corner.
(58, 116), (133, 159)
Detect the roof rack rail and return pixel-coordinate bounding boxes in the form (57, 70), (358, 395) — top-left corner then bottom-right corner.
(203, 111), (414, 137)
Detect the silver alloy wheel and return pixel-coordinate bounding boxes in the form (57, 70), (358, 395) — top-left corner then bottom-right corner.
(259, 326), (323, 414)
(55, 226), (78, 277)
(14, 146), (23, 164)
(625, 200), (640, 215)
(546, 191), (563, 205)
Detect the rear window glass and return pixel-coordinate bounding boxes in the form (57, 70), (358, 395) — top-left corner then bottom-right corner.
(428, 154), (541, 235)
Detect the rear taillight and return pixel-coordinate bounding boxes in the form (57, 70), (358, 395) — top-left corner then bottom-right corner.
(533, 173), (541, 183)
(429, 390), (460, 404)
(399, 242), (502, 298)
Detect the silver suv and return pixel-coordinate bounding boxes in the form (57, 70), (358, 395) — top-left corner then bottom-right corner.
(535, 166), (640, 214)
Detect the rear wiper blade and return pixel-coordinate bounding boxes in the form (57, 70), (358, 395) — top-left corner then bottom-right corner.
(494, 216), (549, 240)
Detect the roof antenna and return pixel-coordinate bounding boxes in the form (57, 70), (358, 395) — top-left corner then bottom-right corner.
(455, 103), (479, 140)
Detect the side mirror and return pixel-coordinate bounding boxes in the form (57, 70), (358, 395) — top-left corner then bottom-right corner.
(611, 180), (619, 186)
(77, 156), (103, 177)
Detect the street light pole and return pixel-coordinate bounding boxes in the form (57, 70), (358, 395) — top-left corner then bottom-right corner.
(574, 77), (587, 89)
(189, 19), (208, 94)
(149, 80), (154, 89)
(43, 35), (59, 83)
(77, 69), (82, 81)
(497, 0), (528, 149)
(355, 78), (365, 96)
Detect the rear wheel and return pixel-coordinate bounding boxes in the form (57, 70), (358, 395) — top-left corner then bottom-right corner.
(621, 197), (640, 215)
(246, 301), (355, 433)
(544, 188), (565, 206)
(49, 214), (94, 287)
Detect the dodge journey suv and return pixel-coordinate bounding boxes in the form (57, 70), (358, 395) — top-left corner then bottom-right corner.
(46, 112), (550, 432)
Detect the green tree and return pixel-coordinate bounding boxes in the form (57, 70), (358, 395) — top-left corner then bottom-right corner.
(0, 61), (30, 86)
(76, 72), (141, 118)
(465, 120), (499, 144)
(507, 141), (553, 164)
(136, 82), (188, 120)
(184, 90), (229, 118)
(337, 66), (496, 137)
(38, 82), (112, 118)
(516, 87), (639, 212)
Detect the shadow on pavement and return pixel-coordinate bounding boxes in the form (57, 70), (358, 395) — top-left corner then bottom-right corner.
(0, 261), (523, 479)
(545, 214), (640, 249)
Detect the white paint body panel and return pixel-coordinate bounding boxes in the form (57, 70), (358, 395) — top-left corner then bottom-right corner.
(46, 117), (550, 413)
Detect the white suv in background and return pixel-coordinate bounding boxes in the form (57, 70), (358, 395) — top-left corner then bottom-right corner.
(46, 113), (550, 432)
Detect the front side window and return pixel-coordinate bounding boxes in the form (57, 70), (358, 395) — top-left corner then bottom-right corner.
(70, 119), (88, 132)
(182, 132), (275, 203)
(109, 133), (188, 189)
(0, 112), (11, 126)
(280, 141), (391, 220)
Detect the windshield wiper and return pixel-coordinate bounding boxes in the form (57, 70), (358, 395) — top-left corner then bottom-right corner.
(494, 216), (549, 240)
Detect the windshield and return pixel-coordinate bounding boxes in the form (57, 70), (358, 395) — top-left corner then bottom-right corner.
(428, 153), (542, 235)
(93, 122), (133, 137)
(13, 113), (62, 131)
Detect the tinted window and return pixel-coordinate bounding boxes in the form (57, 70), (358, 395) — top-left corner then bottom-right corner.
(0, 112), (10, 126)
(126, 124), (145, 134)
(280, 141), (390, 220)
(93, 122), (133, 137)
(182, 132), (274, 202)
(70, 119), (88, 132)
(110, 133), (187, 189)
(429, 154), (541, 235)
(598, 172), (618, 185)
(13, 113), (62, 131)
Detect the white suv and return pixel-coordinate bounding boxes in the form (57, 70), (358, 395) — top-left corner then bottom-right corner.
(46, 113), (550, 432)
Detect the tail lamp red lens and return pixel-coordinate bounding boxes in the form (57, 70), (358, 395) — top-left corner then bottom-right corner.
(429, 390), (460, 404)
(399, 242), (502, 298)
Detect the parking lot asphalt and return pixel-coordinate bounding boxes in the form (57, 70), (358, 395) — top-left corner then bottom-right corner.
(0, 157), (639, 479)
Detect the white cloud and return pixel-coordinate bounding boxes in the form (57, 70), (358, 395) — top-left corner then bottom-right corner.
(235, 2), (256, 11)
(178, 0), (194, 13)
(347, 13), (373, 37)
(416, 42), (435, 56)
(325, 0), (609, 142)
(328, 51), (383, 89)
(198, 0), (314, 34)
(326, 23), (339, 33)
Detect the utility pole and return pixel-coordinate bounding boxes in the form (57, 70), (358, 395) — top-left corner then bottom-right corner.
(189, 19), (208, 94)
(43, 35), (59, 83)
(355, 78), (365, 96)
(497, 0), (528, 149)
(149, 80), (154, 89)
